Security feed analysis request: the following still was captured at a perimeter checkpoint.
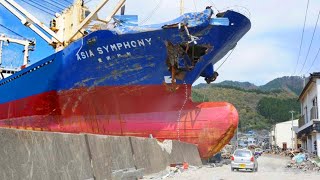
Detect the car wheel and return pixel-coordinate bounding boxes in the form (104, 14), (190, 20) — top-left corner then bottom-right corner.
(255, 167), (258, 172)
(231, 167), (234, 171)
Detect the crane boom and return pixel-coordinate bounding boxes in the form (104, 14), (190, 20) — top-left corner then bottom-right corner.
(0, 0), (58, 45)
(0, 0), (126, 50)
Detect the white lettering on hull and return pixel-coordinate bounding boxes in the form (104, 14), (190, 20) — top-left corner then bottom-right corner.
(76, 38), (153, 62)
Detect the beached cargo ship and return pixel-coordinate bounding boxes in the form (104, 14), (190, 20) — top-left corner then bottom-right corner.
(0, 0), (250, 158)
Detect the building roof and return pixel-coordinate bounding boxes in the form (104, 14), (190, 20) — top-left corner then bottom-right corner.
(298, 72), (320, 101)
(275, 119), (298, 126)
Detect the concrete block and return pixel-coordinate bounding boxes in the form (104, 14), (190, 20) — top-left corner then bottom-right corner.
(130, 137), (169, 175)
(0, 128), (202, 179)
(86, 135), (135, 180)
(170, 140), (202, 166)
(0, 128), (93, 180)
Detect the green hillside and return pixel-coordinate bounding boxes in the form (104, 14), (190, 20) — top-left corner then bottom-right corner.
(216, 80), (257, 90)
(259, 76), (304, 95)
(192, 76), (302, 131)
(214, 76), (303, 96)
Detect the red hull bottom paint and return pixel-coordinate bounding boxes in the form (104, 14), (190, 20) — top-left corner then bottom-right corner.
(0, 85), (238, 159)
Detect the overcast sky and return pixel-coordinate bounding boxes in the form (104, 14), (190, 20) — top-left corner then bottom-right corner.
(1, 0), (320, 85)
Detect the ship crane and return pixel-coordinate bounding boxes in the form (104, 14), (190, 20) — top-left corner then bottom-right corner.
(0, 0), (126, 51)
(0, 34), (35, 66)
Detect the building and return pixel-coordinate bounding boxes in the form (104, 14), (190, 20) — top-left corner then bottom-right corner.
(297, 72), (320, 157)
(247, 137), (256, 147)
(270, 120), (298, 150)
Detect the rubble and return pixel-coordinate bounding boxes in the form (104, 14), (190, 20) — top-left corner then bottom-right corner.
(144, 145), (234, 179)
(142, 162), (201, 179)
(285, 152), (320, 172)
(112, 168), (144, 180)
(221, 144), (233, 159)
(265, 147), (320, 173)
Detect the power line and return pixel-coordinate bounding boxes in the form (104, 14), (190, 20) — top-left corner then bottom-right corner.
(41, 0), (66, 11)
(56, 0), (72, 8)
(28, 0), (57, 13)
(193, 0), (197, 12)
(299, 10), (320, 75)
(62, 0), (73, 4)
(207, 0), (220, 13)
(20, 0), (55, 16)
(140, 0), (163, 25)
(63, 0), (72, 4)
(0, 24), (28, 40)
(85, 0), (94, 4)
(306, 43), (320, 73)
(34, 2), (63, 12)
(215, 47), (236, 71)
(293, 0), (310, 75)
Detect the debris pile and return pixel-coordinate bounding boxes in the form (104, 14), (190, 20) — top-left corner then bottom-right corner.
(112, 168), (144, 180)
(207, 144), (233, 166)
(142, 162), (201, 179)
(286, 153), (320, 172)
(207, 159), (231, 168)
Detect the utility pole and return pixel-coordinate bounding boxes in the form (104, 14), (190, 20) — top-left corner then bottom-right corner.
(290, 110), (295, 150)
(236, 123), (239, 148)
(180, 0), (184, 15)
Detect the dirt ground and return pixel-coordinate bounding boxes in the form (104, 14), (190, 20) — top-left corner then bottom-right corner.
(144, 154), (320, 180)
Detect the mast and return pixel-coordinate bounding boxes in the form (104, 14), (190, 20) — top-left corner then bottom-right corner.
(180, 0), (184, 15)
(66, 0), (126, 44)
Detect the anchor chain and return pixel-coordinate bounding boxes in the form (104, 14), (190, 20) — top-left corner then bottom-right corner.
(177, 81), (188, 141)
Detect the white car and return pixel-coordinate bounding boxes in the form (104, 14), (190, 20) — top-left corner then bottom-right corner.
(231, 149), (258, 172)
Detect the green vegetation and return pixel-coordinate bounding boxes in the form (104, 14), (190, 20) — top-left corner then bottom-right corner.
(192, 76), (303, 131)
(257, 97), (300, 124)
(196, 76), (304, 96)
(260, 76), (304, 95)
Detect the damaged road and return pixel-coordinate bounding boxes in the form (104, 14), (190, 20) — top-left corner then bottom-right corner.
(145, 154), (320, 180)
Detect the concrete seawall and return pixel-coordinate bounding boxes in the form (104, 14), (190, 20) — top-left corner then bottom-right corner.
(0, 128), (202, 180)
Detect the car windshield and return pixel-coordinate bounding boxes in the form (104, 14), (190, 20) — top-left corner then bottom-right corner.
(234, 150), (251, 157)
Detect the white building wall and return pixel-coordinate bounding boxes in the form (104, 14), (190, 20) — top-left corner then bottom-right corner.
(317, 79), (320, 115)
(317, 133), (320, 157)
(301, 83), (318, 122)
(308, 135), (313, 153)
(275, 120), (298, 149)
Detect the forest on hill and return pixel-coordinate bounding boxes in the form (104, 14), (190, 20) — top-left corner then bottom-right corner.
(192, 76), (303, 131)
